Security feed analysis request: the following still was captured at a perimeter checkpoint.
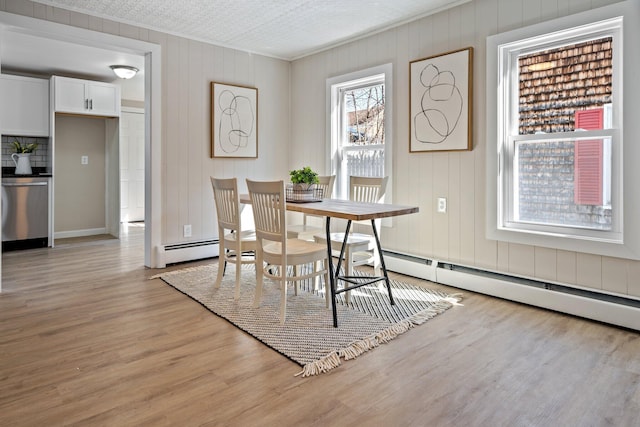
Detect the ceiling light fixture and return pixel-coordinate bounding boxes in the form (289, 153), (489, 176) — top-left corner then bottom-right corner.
(110, 65), (139, 79)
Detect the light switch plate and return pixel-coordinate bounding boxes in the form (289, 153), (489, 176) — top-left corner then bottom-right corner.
(81, 155), (88, 165)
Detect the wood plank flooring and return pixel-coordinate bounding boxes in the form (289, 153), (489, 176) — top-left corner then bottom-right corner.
(1, 223), (639, 426)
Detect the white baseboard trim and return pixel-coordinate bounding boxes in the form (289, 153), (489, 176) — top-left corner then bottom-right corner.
(383, 251), (640, 331)
(436, 267), (639, 331)
(55, 227), (107, 239)
(156, 240), (220, 267)
(383, 251), (437, 282)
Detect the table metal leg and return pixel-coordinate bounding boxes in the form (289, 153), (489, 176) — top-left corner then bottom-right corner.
(325, 217), (339, 328)
(370, 219), (394, 306)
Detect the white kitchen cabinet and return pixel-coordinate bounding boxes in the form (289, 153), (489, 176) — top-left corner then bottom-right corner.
(0, 74), (50, 137)
(53, 76), (120, 117)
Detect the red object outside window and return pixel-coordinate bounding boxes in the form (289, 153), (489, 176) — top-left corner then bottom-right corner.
(574, 108), (604, 205)
(575, 108), (603, 130)
(574, 140), (603, 205)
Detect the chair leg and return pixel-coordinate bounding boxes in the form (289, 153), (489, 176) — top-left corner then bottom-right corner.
(253, 248), (264, 308)
(294, 265), (300, 296)
(234, 249), (242, 301)
(280, 276), (287, 324)
(323, 259), (330, 309)
(345, 247), (354, 305)
(373, 245), (382, 277)
(214, 238), (225, 289)
(313, 260), (320, 293)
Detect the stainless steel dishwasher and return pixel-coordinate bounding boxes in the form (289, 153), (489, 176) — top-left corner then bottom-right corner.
(2, 177), (49, 250)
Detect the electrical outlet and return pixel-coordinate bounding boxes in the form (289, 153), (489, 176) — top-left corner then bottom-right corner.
(81, 155), (88, 165)
(437, 197), (447, 213)
(183, 224), (192, 237)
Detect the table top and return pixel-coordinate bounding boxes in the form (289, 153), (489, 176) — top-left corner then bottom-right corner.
(240, 194), (418, 221)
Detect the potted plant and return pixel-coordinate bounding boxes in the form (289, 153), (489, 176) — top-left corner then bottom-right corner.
(289, 166), (319, 190)
(11, 139), (38, 175)
(12, 139), (38, 154)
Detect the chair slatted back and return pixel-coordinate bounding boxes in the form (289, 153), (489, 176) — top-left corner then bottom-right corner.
(211, 177), (240, 232)
(317, 175), (336, 199)
(349, 176), (388, 203)
(247, 179), (286, 244)
(300, 175), (336, 227)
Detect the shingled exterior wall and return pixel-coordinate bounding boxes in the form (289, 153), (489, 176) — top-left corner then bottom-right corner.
(516, 37), (612, 229)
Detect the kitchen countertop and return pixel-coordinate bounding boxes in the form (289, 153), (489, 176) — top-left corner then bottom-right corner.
(2, 166), (51, 178)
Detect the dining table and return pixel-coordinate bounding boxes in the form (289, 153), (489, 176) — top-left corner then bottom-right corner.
(240, 193), (419, 327)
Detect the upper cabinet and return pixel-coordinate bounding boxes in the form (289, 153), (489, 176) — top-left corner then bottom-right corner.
(0, 74), (50, 137)
(52, 76), (120, 117)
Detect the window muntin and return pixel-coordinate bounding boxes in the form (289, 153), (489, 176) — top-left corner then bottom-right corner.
(498, 17), (622, 240)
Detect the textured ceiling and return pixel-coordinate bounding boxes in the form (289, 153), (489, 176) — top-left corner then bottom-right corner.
(31, 0), (471, 60)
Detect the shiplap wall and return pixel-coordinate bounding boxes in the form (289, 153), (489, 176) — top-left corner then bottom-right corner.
(159, 37), (290, 244)
(290, 0), (640, 299)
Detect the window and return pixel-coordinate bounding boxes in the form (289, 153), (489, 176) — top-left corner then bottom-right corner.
(500, 20), (620, 239)
(510, 35), (615, 232)
(486, 2), (640, 259)
(327, 64), (392, 200)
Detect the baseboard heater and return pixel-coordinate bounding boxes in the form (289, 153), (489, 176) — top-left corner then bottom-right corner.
(382, 250), (640, 331)
(159, 239), (220, 266)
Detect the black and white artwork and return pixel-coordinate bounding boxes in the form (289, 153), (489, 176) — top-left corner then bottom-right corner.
(409, 47), (473, 152)
(211, 82), (258, 158)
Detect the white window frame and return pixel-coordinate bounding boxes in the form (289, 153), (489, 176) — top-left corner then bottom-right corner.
(486, 1), (640, 260)
(326, 63), (393, 202)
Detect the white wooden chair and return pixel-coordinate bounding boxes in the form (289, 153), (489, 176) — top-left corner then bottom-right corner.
(247, 179), (330, 324)
(314, 176), (388, 302)
(210, 177), (257, 300)
(287, 175), (335, 241)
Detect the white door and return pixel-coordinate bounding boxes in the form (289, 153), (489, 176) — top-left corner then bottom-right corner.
(120, 109), (145, 222)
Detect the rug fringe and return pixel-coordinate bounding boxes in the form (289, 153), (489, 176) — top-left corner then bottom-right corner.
(297, 319), (416, 377)
(296, 296), (464, 377)
(295, 351), (342, 377)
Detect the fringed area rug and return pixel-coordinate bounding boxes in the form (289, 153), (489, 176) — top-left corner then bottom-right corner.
(152, 264), (462, 377)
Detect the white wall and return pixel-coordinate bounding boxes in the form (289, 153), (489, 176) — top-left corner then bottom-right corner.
(54, 115), (106, 234)
(290, 0), (640, 299)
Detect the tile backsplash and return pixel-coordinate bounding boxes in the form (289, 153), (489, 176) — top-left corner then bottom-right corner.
(2, 136), (50, 169)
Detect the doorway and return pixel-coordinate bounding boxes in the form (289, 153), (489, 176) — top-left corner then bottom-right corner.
(120, 107), (146, 223)
(0, 11), (163, 295)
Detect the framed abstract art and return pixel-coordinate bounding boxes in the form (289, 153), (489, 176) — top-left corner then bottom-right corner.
(409, 47), (473, 152)
(211, 82), (258, 158)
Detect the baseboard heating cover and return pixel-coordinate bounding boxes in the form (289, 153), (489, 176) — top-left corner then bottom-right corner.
(382, 250), (640, 331)
(157, 240), (219, 267)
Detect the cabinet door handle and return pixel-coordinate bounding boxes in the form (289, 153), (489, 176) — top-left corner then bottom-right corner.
(89, 99), (93, 110)
(85, 99), (89, 109)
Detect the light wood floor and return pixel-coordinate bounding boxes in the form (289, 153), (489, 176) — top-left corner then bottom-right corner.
(1, 224), (639, 426)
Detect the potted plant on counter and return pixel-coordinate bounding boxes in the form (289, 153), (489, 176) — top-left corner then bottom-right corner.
(12, 139), (38, 154)
(11, 139), (38, 175)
